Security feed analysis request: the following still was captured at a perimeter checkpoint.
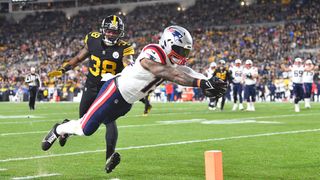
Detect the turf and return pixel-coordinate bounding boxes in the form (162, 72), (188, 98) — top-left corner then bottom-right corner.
(0, 102), (320, 179)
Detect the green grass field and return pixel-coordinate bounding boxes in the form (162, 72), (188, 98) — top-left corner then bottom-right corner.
(1, 102), (320, 180)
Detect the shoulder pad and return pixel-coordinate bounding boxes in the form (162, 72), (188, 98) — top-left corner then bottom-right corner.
(84, 32), (102, 45)
(141, 44), (166, 65)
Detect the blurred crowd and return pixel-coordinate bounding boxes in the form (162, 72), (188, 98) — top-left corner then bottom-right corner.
(0, 0), (319, 102)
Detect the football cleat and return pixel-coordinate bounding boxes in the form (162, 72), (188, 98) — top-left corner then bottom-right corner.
(105, 152), (121, 173)
(59, 119), (70, 147)
(41, 123), (60, 151)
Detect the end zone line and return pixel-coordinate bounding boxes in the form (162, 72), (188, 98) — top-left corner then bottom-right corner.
(11, 173), (61, 180)
(1, 128), (320, 163)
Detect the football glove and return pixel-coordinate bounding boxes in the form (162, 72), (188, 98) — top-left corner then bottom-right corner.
(246, 73), (252, 79)
(48, 63), (72, 77)
(48, 70), (63, 77)
(199, 77), (227, 98)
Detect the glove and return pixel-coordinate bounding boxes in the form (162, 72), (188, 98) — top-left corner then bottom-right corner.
(199, 77), (227, 98)
(246, 73), (252, 79)
(48, 63), (72, 77)
(48, 69), (63, 77)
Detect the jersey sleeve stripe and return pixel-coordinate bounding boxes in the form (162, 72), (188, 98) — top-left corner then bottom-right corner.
(144, 45), (166, 64)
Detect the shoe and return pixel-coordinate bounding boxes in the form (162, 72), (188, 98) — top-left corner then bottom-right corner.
(208, 107), (216, 111)
(105, 152), (121, 173)
(59, 119), (70, 147)
(147, 105), (152, 113)
(295, 104), (300, 112)
(232, 104), (238, 111)
(41, 123), (60, 151)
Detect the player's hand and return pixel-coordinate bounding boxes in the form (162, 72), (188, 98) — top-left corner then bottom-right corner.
(48, 70), (63, 77)
(199, 77), (227, 98)
(246, 74), (252, 79)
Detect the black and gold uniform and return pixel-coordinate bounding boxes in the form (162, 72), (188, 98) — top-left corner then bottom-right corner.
(80, 31), (134, 117)
(211, 66), (231, 110)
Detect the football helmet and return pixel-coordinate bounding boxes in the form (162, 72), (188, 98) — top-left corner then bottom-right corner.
(159, 26), (193, 65)
(235, 59), (242, 66)
(100, 15), (124, 46)
(305, 59), (312, 65)
(210, 62), (217, 68)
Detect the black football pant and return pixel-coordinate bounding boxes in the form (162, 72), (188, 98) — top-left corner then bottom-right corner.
(79, 82), (118, 160)
(28, 86), (38, 110)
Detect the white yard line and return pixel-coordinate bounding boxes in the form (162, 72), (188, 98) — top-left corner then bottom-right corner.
(0, 168), (8, 171)
(11, 173), (61, 180)
(1, 128), (319, 163)
(1, 113), (319, 136)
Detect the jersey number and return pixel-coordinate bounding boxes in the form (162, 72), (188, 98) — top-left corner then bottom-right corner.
(89, 55), (117, 76)
(294, 70), (303, 77)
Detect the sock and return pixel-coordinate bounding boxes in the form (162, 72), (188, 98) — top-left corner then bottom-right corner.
(106, 121), (118, 160)
(56, 119), (84, 136)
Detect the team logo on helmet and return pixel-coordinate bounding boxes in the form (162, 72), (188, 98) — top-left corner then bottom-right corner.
(168, 28), (183, 42)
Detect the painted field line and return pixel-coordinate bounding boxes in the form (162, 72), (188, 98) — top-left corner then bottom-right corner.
(1, 112), (319, 136)
(11, 173), (61, 180)
(1, 128), (320, 163)
(0, 168), (8, 171)
(0, 120), (60, 125)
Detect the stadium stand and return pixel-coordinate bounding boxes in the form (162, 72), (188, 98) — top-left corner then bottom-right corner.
(0, 0), (319, 102)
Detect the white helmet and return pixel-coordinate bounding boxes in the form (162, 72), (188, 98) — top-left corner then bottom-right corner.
(305, 59), (312, 64)
(219, 59), (226, 64)
(159, 26), (193, 65)
(245, 59), (253, 65)
(235, 59), (242, 64)
(294, 57), (302, 63)
(210, 62), (217, 68)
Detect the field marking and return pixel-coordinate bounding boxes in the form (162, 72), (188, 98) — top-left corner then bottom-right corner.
(0, 120), (60, 125)
(0, 168), (8, 171)
(1, 128), (319, 163)
(1, 113), (317, 136)
(11, 173), (61, 180)
(0, 115), (43, 119)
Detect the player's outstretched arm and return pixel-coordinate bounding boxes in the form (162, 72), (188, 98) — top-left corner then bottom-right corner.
(140, 58), (227, 98)
(48, 46), (89, 77)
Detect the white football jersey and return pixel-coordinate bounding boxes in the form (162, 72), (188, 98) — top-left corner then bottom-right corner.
(303, 70), (314, 83)
(290, 65), (304, 84)
(243, 67), (258, 85)
(230, 66), (243, 83)
(117, 44), (207, 104)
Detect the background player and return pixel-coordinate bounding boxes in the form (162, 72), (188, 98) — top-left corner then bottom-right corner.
(48, 15), (134, 170)
(25, 67), (42, 110)
(281, 58), (314, 112)
(303, 59), (315, 108)
(211, 59), (231, 111)
(243, 59), (258, 111)
(230, 59), (244, 111)
(42, 25), (227, 173)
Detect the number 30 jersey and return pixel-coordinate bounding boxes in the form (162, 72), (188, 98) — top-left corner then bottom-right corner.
(117, 44), (170, 103)
(84, 31), (134, 87)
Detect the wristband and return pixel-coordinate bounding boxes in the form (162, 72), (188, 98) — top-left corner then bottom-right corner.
(192, 79), (201, 87)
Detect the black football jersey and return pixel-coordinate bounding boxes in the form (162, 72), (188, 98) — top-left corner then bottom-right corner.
(213, 67), (231, 82)
(84, 31), (134, 87)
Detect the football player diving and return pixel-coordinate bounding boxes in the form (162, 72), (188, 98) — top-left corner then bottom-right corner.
(47, 15), (136, 173)
(42, 25), (227, 173)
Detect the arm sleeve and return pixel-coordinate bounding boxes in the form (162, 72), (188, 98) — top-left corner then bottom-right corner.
(176, 66), (208, 80)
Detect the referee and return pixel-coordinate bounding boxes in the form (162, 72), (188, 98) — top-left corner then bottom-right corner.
(25, 67), (41, 110)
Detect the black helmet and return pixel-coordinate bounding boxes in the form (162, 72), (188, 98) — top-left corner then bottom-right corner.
(100, 15), (124, 46)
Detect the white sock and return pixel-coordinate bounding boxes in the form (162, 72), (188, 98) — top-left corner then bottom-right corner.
(56, 119), (84, 136)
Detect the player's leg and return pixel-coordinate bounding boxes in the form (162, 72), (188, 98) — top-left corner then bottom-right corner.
(232, 84), (238, 111)
(29, 87), (35, 110)
(251, 85), (256, 111)
(244, 85), (250, 111)
(304, 83), (311, 108)
(208, 97), (216, 110)
(105, 121), (120, 173)
(58, 85), (98, 147)
(238, 84), (244, 110)
(293, 84), (301, 112)
(42, 79), (119, 151)
(220, 96), (226, 111)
